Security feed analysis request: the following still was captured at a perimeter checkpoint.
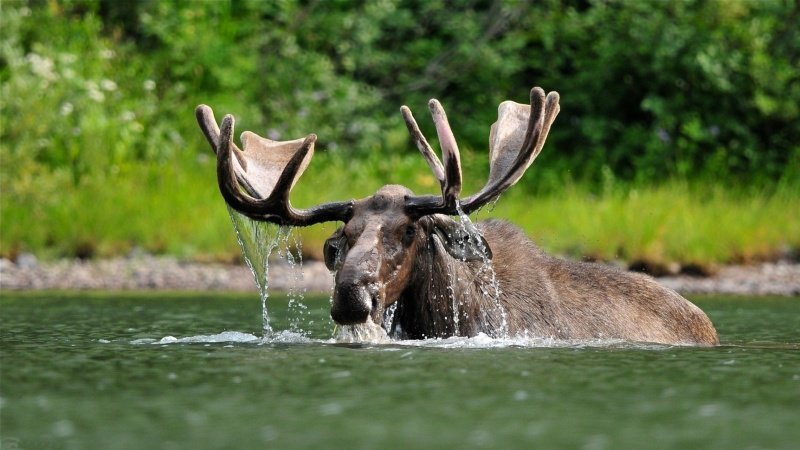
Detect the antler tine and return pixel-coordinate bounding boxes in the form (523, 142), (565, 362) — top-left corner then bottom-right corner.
(270, 134), (317, 203)
(428, 99), (463, 206)
(399, 100), (464, 218)
(403, 86), (559, 218)
(401, 105), (445, 185)
(459, 87), (559, 214)
(215, 114), (270, 217)
(536, 91), (560, 158)
(196, 105), (221, 152)
(197, 104), (248, 172)
(200, 105), (353, 226)
(401, 100), (464, 206)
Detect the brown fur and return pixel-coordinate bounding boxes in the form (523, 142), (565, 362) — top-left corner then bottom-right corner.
(473, 220), (717, 344)
(329, 186), (719, 346)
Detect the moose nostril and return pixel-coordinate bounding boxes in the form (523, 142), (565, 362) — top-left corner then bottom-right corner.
(331, 284), (372, 325)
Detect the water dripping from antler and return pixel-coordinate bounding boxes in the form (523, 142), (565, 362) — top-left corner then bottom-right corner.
(229, 209), (320, 338)
(228, 207), (281, 337)
(454, 203), (509, 338)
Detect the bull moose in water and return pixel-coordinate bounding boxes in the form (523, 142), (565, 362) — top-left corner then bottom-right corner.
(195, 87), (718, 346)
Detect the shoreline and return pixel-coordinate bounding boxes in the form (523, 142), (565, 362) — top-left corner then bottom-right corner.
(1, 256), (798, 297)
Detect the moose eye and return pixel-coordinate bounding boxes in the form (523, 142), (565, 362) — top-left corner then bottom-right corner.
(323, 234), (347, 271)
(402, 225), (417, 245)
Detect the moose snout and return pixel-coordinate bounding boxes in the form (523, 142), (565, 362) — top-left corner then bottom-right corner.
(331, 283), (377, 325)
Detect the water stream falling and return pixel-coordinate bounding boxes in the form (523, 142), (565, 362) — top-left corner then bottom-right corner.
(227, 207), (281, 335)
(454, 203), (510, 337)
(228, 207), (314, 337)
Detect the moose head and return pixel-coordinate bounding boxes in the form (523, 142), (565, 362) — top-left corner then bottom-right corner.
(196, 87), (560, 330)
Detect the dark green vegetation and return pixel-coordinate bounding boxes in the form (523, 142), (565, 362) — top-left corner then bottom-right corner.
(1, 1), (798, 267)
(1, 292), (799, 449)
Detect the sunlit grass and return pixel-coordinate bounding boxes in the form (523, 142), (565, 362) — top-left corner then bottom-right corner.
(1, 157), (239, 261)
(487, 182), (799, 268)
(1, 153), (798, 270)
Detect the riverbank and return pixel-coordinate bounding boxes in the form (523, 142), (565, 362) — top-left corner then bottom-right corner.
(1, 255), (798, 296)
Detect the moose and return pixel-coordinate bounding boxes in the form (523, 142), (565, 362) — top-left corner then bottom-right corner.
(195, 87), (718, 346)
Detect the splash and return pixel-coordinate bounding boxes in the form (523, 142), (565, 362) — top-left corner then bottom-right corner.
(334, 317), (390, 344)
(133, 332), (669, 350)
(155, 331), (260, 344)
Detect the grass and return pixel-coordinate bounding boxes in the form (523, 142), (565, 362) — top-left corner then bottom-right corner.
(490, 182), (799, 269)
(1, 151), (798, 271)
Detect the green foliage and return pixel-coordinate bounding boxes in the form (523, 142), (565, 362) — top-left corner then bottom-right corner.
(1, 0), (798, 262)
(521, 0), (800, 184)
(1, 1), (180, 173)
(6, 0), (797, 181)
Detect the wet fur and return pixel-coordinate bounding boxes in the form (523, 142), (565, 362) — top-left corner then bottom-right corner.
(393, 219), (719, 345)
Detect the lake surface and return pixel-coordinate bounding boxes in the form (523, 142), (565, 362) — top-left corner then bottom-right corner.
(1, 292), (798, 449)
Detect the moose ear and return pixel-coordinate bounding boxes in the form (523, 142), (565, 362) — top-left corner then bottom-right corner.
(323, 227), (348, 271)
(426, 215), (492, 262)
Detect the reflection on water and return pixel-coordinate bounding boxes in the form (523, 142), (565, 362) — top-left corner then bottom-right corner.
(1, 293), (799, 449)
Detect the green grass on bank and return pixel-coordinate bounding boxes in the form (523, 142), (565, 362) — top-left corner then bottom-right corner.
(490, 183), (799, 269)
(1, 153), (798, 270)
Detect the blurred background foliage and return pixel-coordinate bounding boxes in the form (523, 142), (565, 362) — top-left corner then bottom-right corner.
(1, 0), (798, 266)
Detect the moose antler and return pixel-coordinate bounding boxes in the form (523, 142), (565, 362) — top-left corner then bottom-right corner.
(195, 105), (353, 226)
(403, 87), (560, 216)
(197, 86), (556, 225)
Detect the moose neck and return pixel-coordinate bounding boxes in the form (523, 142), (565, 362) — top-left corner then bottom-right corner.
(390, 237), (507, 339)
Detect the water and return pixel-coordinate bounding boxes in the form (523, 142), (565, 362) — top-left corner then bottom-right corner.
(228, 208), (308, 336)
(227, 205), (502, 339)
(227, 207), (280, 335)
(455, 203), (508, 336)
(1, 292), (798, 449)
(228, 210), (388, 342)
